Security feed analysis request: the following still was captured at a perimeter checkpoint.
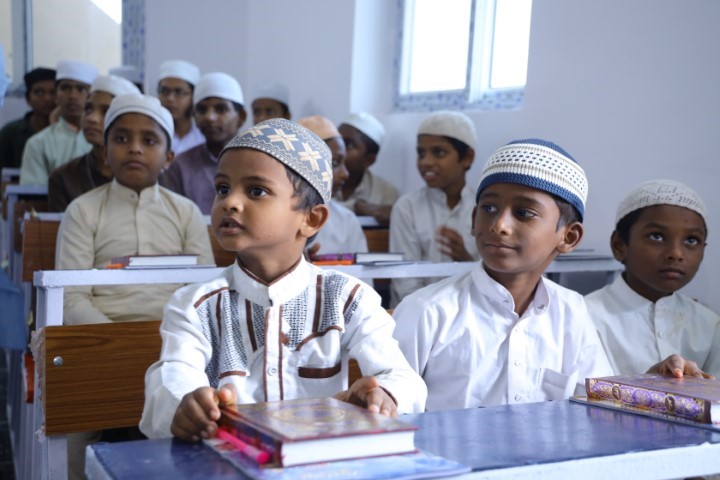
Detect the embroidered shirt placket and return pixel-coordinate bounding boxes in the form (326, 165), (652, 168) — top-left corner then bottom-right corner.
(264, 305), (284, 401)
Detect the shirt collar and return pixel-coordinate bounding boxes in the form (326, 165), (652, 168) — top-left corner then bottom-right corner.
(607, 274), (679, 309)
(58, 116), (81, 133)
(202, 143), (220, 164)
(230, 255), (313, 307)
(109, 179), (161, 204)
(471, 262), (551, 315)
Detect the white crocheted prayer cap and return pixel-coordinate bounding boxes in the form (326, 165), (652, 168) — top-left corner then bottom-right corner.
(91, 75), (140, 97)
(477, 139), (588, 221)
(341, 112), (385, 146)
(616, 179), (708, 226)
(253, 82), (290, 106)
(417, 110), (476, 148)
(56, 60), (98, 86)
(158, 60), (200, 86)
(104, 93), (174, 140)
(194, 72), (244, 106)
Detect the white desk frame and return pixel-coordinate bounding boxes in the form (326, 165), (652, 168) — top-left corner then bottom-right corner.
(26, 257), (622, 480)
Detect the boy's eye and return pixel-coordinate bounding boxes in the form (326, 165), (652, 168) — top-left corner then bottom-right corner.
(686, 236), (702, 246)
(248, 187), (267, 197)
(648, 232), (664, 242)
(515, 208), (536, 219)
(145, 137), (157, 146)
(113, 134), (127, 143)
(431, 148), (447, 157)
(479, 203), (497, 213)
(215, 184), (229, 196)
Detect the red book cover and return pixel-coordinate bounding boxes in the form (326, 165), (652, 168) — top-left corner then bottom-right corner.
(217, 397), (418, 467)
(585, 373), (720, 424)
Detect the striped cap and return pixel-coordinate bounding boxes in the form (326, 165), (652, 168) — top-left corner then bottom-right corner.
(476, 139), (588, 221)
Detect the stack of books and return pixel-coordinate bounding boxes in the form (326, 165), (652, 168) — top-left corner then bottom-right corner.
(311, 252), (406, 266)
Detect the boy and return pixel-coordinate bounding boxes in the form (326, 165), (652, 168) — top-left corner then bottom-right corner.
(20, 60), (98, 185)
(586, 179), (720, 377)
(48, 74), (140, 211)
(389, 110), (480, 305)
(393, 139), (707, 412)
(161, 72), (246, 214)
(251, 82), (291, 124)
(156, 59), (204, 154)
(298, 115), (368, 256)
(0, 67), (56, 170)
(56, 93), (214, 326)
(336, 112), (399, 225)
(140, 118), (426, 441)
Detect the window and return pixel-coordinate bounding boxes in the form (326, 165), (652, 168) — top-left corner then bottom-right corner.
(396, 0), (533, 111)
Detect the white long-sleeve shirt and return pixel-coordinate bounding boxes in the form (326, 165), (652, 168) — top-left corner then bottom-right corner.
(309, 200), (368, 255)
(334, 170), (399, 210)
(140, 258), (427, 438)
(389, 186), (479, 305)
(393, 263), (612, 412)
(56, 180), (214, 324)
(585, 275), (720, 377)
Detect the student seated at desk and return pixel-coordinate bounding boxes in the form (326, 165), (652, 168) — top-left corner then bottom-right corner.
(140, 119), (426, 441)
(48, 74), (140, 212)
(585, 180), (720, 378)
(297, 115), (368, 257)
(389, 111), (480, 306)
(392, 139), (710, 412)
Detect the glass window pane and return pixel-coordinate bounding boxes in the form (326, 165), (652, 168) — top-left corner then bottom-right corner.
(32, 0), (121, 73)
(406, 0), (472, 93)
(0, 0), (12, 79)
(490, 0), (532, 89)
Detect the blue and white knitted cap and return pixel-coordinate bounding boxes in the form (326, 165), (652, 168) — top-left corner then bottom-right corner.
(615, 179), (708, 227)
(476, 139), (588, 221)
(220, 118), (333, 204)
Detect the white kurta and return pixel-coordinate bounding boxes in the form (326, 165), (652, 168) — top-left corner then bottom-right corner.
(140, 258), (427, 438)
(585, 275), (720, 377)
(334, 170), (399, 210)
(392, 263), (612, 412)
(310, 200), (368, 255)
(389, 185), (479, 305)
(19, 117), (92, 186)
(172, 120), (205, 155)
(56, 180), (214, 324)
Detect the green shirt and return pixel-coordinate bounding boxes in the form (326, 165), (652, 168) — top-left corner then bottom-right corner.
(0, 112), (38, 170)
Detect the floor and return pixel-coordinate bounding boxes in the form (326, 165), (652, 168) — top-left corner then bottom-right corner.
(0, 352), (16, 480)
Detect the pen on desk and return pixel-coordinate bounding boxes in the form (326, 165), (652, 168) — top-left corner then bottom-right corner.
(216, 428), (271, 465)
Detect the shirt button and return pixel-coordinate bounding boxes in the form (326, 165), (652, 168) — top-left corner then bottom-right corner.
(267, 367), (278, 376)
(514, 394), (522, 401)
(514, 360), (521, 366)
(658, 331), (664, 338)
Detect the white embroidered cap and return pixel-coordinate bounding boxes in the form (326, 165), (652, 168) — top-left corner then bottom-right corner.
(56, 60), (98, 86)
(341, 112), (385, 147)
(417, 110), (476, 149)
(158, 60), (200, 86)
(91, 75), (140, 97)
(616, 179), (708, 226)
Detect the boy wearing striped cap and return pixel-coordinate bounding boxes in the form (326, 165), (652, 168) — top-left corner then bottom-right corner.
(586, 180), (720, 378)
(141, 118), (426, 441)
(393, 140), (708, 412)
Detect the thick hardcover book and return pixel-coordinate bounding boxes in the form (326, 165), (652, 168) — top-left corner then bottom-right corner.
(205, 438), (470, 480)
(216, 397), (418, 467)
(107, 254), (200, 269)
(583, 373), (720, 425)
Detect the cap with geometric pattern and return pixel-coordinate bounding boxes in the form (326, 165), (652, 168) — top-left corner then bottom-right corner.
(615, 179), (708, 227)
(476, 138), (588, 221)
(220, 118), (333, 204)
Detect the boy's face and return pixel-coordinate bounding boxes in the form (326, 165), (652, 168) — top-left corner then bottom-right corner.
(612, 204), (706, 302)
(195, 97), (244, 147)
(416, 134), (472, 192)
(474, 183), (581, 279)
(56, 79), (90, 120)
(27, 80), (56, 116)
(212, 149), (324, 270)
(157, 78), (193, 123)
(252, 98), (288, 125)
(105, 113), (173, 193)
(325, 137), (348, 194)
(339, 124), (371, 182)
(82, 91), (113, 147)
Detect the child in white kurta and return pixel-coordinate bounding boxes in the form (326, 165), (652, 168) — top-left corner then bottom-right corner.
(585, 180), (720, 378)
(140, 118), (426, 441)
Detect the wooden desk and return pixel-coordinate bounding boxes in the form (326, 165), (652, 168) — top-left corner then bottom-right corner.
(84, 400), (720, 479)
(2, 184), (48, 284)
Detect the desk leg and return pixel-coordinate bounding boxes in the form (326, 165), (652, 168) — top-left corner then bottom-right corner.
(47, 435), (68, 480)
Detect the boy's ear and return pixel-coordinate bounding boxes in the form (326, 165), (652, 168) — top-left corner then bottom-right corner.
(610, 230), (627, 263)
(164, 149), (175, 170)
(363, 153), (377, 169)
(300, 204), (330, 239)
(556, 221), (584, 254)
(470, 205), (478, 236)
(461, 148), (475, 171)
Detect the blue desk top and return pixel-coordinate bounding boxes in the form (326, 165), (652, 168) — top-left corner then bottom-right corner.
(88, 401), (720, 479)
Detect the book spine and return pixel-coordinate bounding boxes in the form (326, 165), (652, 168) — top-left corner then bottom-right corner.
(217, 413), (282, 465)
(586, 378), (712, 423)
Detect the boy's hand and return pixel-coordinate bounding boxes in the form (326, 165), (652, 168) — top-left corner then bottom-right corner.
(646, 354), (715, 379)
(436, 226), (473, 261)
(170, 384), (238, 442)
(334, 376), (397, 417)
